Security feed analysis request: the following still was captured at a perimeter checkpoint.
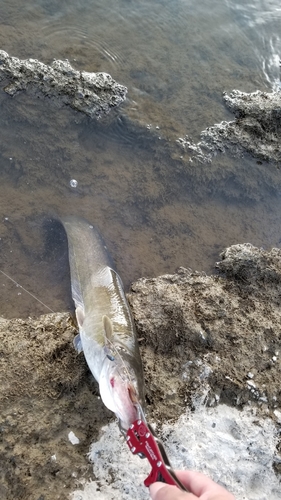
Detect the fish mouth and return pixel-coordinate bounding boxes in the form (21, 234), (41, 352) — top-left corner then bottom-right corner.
(115, 377), (145, 431)
(128, 383), (139, 405)
(128, 384), (145, 419)
(99, 359), (144, 431)
(116, 383), (141, 432)
(117, 386), (146, 437)
(118, 383), (146, 433)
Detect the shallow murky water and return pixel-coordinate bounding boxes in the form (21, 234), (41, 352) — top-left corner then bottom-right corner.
(0, 0), (281, 318)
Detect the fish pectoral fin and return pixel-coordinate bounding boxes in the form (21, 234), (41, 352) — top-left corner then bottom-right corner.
(75, 305), (85, 328)
(73, 333), (83, 354)
(103, 314), (114, 342)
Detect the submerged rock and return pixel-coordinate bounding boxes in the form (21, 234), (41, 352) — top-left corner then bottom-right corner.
(0, 50), (127, 118)
(178, 89), (281, 164)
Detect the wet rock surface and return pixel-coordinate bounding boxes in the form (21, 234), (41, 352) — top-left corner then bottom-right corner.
(0, 50), (127, 118)
(178, 89), (281, 164)
(129, 243), (281, 422)
(1, 243), (281, 499)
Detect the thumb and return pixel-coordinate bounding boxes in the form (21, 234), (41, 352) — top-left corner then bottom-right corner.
(150, 482), (198, 500)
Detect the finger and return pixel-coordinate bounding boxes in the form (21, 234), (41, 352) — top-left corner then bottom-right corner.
(175, 471), (216, 495)
(174, 471), (235, 500)
(149, 482), (198, 500)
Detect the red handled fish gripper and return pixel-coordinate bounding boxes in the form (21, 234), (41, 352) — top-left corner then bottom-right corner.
(126, 419), (189, 491)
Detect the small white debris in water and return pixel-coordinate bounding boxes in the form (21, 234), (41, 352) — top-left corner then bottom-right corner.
(272, 356), (277, 362)
(247, 372), (254, 378)
(4, 217), (9, 221)
(156, 125), (160, 130)
(18, 292), (21, 296)
(51, 454), (57, 461)
(68, 431), (80, 445)
(275, 351), (279, 356)
(70, 179), (78, 188)
(263, 345), (268, 351)
(9, 158), (12, 161)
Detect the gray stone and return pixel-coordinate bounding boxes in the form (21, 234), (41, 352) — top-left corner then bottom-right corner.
(0, 50), (127, 118)
(178, 89), (281, 164)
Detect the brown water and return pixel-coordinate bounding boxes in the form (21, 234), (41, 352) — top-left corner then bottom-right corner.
(0, 0), (281, 318)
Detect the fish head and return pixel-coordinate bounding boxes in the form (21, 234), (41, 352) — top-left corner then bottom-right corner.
(99, 352), (143, 431)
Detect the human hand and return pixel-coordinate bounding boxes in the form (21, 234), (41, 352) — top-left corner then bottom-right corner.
(149, 470), (235, 500)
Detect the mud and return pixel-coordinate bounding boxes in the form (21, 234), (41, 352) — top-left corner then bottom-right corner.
(1, 243), (281, 499)
(0, 50), (127, 118)
(178, 89), (281, 164)
(129, 243), (281, 422)
(0, 313), (113, 500)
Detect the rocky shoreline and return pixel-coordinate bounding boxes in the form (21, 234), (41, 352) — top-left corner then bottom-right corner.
(128, 243), (281, 421)
(0, 243), (280, 499)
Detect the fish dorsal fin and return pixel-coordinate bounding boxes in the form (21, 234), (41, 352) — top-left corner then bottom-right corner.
(103, 314), (114, 342)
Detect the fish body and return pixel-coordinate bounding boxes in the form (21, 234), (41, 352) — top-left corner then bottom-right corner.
(62, 216), (144, 430)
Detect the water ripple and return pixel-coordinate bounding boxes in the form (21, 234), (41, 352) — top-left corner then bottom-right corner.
(41, 23), (126, 68)
(226, 0), (281, 89)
